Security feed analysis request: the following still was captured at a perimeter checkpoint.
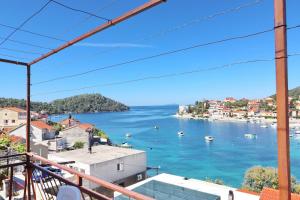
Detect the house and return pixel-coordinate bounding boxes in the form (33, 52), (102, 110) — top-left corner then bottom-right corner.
(9, 120), (55, 142)
(178, 105), (188, 114)
(295, 100), (300, 110)
(224, 97), (236, 103)
(264, 97), (274, 107)
(260, 188), (300, 200)
(232, 110), (247, 118)
(48, 145), (147, 190)
(248, 100), (260, 110)
(59, 123), (94, 148)
(59, 117), (81, 128)
(0, 107), (27, 129)
(260, 111), (277, 118)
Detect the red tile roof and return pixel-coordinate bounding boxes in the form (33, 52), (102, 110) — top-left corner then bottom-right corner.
(260, 188), (300, 200)
(78, 123), (94, 130)
(1, 107), (26, 113)
(31, 121), (53, 131)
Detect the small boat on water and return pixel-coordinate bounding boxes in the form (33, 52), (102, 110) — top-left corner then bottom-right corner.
(178, 131), (184, 136)
(154, 126), (159, 130)
(289, 134), (293, 137)
(125, 133), (132, 138)
(271, 123), (277, 127)
(295, 130), (300, 134)
(260, 125), (268, 128)
(120, 142), (133, 148)
(244, 133), (257, 139)
(204, 136), (214, 142)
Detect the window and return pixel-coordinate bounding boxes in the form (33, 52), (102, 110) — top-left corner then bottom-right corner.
(4, 120), (8, 124)
(117, 163), (124, 171)
(137, 174), (143, 181)
(12, 120), (15, 123)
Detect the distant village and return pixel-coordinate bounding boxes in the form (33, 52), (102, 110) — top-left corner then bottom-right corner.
(177, 96), (300, 122)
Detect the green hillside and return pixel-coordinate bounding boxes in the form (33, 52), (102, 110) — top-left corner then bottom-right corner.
(0, 94), (129, 114)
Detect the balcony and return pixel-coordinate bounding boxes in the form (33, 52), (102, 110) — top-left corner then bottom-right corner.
(0, 153), (154, 200)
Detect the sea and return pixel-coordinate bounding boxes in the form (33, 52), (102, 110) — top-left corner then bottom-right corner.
(50, 105), (300, 187)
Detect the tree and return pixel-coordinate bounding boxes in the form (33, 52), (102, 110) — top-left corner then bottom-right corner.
(94, 129), (108, 139)
(73, 141), (84, 149)
(242, 166), (300, 194)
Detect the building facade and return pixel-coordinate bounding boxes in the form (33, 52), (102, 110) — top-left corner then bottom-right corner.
(48, 145), (147, 190)
(0, 107), (27, 129)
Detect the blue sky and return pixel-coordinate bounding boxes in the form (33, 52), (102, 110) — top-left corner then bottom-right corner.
(0, 0), (299, 106)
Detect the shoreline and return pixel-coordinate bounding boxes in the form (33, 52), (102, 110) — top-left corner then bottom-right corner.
(174, 113), (300, 127)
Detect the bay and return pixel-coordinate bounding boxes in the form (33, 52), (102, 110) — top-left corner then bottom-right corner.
(50, 105), (300, 187)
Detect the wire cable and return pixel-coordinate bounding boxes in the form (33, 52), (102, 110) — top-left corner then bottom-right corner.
(0, 35), (53, 50)
(32, 27), (275, 85)
(0, 53), (29, 60)
(51, 0), (111, 22)
(59, 0), (117, 35)
(31, 57), (276, 97)
(88, 0), (265, 55)
(0, 47), (42, 55)
(0, 0), (52, 46)
(0, 22), (67, 42)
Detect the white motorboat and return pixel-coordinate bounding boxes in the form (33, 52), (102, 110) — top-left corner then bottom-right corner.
(244, 133), (257, 139)
(125, 133), (132, 138)
(204, 136), (214, 142)
(178, 131), (184, 136)
(295, 130), (300, 135)
(154, 126), (159, 130)
(260, 125), (268, 128)
(120, 142), (132, 148)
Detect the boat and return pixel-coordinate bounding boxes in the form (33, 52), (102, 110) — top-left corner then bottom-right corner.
(244, 133), (257, 139)
(177, 131), (184, 136)
(204, 136), (214, 142)
(125, 133), (132, 138)
(260, 125), (268, 128)
(154, 126), (159, 130)
(289, 134), (293, 137)
(271, 123), (277, 127)
(120, 142), (132, 148)
(295, 130), (300, 134)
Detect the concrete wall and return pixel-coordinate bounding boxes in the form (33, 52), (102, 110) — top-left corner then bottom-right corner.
(9, 125), (55, 142)
(0, 109), (26, 128)
(59, 126), (88, 147)
(88, 152), (147, 189)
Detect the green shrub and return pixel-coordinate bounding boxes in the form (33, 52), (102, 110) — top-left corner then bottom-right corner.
(242, 166), (300, 194)
(73, 141), (84, 149)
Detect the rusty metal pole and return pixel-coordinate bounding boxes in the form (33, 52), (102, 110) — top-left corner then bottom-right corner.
(26, 64), (31, 153)
(274, 0), (291, 199)
(26, 64), (31, 200)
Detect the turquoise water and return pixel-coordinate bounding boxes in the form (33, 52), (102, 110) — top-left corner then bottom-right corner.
(51, 105), (300, 187)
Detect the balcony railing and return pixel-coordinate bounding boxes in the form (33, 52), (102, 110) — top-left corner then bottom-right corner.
(0, 153), (154, 200)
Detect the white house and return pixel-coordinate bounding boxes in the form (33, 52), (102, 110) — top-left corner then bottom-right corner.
(178, 105), (188, 115)
(9, 120), (55, 142)
(48, 145), (147, 190)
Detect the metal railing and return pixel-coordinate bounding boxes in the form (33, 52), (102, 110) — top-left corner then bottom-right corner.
(0, 153), (154, 200)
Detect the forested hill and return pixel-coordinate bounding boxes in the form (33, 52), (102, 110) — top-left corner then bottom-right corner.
(270, 86), (300, 99)
(0, 94), (129, 114)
